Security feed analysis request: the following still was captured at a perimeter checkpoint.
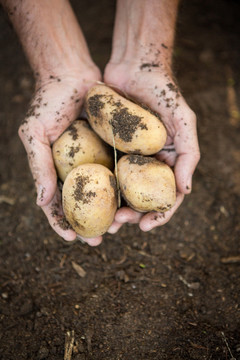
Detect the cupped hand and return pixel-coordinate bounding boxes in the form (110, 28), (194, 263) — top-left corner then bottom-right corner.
(104, 63), (200, 233)
(19, 70), (103, 246)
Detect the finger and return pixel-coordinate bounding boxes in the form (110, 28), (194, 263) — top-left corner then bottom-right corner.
(41, 189), (77, 241)
(114, 207), (144, 224)
(155, 144), (177, 167)
(42, 188), (103, 245)
(77, 235), (103, 246)
(19, 119), (57, 206)
(82, 237), (103, 246)
(139, 192), (184, 231)
(173, 109), (200, 194)
(107, 220), (124, 234)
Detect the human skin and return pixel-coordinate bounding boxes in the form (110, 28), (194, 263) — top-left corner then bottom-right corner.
(1, 0), (200, 246)
(105, 0), (200, 234)
(1, 0), (102, 246)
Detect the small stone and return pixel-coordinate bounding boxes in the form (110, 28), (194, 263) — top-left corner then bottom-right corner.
(75, 354), (86, 360)
(199, 49), (214, 63)
(179, 248), (195, 261)
(19, 300), (33, 315)
(219, 205), (229, 217)
(116, 270), (129, 282)
(37, 346), (49, 359)
(12, 94), (25, 103)
(189, 282), (200, 290)
(20, 76), (33, 90)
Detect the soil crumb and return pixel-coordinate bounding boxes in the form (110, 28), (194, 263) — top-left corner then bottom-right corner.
(56, 217), (72, 230)
(51, 202), (72, 230)
(74, 175), (96, 204)
(166, 82), (180, 97)
(87, 94), (105, 117)
(127, 155), (156, 166)
(111, 108), (147, 142)
(139, 103), (162, 121)
(68, 123), (78, 141)
(68, 146), (80, 158)
(140, 62), (160, 70)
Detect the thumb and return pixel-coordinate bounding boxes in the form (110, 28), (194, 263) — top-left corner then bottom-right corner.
(173, 110), (200, 194)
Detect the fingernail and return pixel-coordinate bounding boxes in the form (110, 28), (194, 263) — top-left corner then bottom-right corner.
(186, 177), (192, 192)
(107, 225), (118, 234)
(76, 235), (86, 244)
(107, 222), (122, 234)
(85, 238), (102, 247)
(37, 185), (46, 204)
(140, 224), (151, 232)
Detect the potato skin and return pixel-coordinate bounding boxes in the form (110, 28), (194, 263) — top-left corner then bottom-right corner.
(62, 164), (117, 238)
(85, 84), (167, 155)
(52, 119), (113, 182)
(117, 155), (176, 212)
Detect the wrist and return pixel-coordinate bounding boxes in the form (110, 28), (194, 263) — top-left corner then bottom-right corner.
(35, 65), (101, 92)
(3, 0), (98, 84)
(34, 57), (100, 86)
(110, 0), (179, 70)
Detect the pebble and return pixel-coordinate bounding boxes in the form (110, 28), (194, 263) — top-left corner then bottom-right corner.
(74, 354), (86, 360)
(20, 76), (32, 90)
(179, 248), (195, 261)
(37, 346), (49, 360)
(1, 292), (8, 299)
(19, 300), (33, 315)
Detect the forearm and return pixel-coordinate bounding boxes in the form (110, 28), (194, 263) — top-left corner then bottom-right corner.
(1, 0), (95, 82)
(110, 0), (180, 69)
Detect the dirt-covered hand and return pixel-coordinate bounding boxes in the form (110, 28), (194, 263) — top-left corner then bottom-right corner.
(19, 73), (102, 246)
(104, 64), (200, 233)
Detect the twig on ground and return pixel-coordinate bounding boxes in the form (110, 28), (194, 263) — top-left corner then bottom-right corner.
(72, 261), (86, 278)
(221, 331), (236, 360)
(226, 66), (240, 127)
(221, 256), (240, 264)
(64, 330), (75, 360)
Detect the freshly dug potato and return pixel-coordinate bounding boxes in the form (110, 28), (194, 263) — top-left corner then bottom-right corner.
(62, 164), (117, 238)
(117, 155), (176, 212)
(52, 119), (113, 182)
(85, 84), (167, 155)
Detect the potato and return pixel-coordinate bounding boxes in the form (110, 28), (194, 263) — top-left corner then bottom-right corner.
(62, 164), (117, 238)
(52, 119), (113, 182)
(117, 155), (176, 212)
(85, 84), (167, 155)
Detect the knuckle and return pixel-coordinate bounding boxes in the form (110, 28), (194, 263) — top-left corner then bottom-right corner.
(18, 118), (32, 142)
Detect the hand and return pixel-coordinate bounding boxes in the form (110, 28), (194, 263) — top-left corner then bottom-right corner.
(19, 70), (103, 246)
(3, 0), (105, 245)
(104, 62), (200, 233)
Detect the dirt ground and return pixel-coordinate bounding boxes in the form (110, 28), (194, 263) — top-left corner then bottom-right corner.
(0, 1), (240, 359)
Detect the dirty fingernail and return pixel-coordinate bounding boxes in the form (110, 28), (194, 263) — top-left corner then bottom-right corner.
(186, 177), (192, 192)
(76, 235), (86, 244)
(108, 222), (121, 234)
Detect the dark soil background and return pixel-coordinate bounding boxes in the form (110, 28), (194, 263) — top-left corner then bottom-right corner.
(1, 1), (240, 359)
